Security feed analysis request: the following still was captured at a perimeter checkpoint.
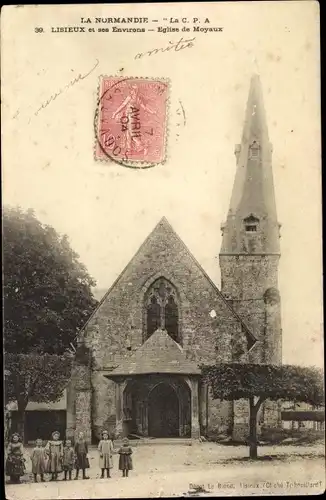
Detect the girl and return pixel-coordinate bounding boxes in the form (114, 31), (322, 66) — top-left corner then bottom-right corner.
(118, 438), (133, 477)
(31, 438), (47, 483)
(98, 430), (114, 478)
(74, 432), (90, 480)
(62, 439), (75, 481)
(5, 433), (25, 484)
(45, 431), (63, 481)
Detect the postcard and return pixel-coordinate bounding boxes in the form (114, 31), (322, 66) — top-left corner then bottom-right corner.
(2, 2), (323, 498)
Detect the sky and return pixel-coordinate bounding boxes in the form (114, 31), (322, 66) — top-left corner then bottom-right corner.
(2, 2), (323, 367)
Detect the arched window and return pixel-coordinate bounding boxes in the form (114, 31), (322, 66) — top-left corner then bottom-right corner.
(144, 277), (180, 344)
(165, 296), (178, 342)
(147, 296), (161, 337)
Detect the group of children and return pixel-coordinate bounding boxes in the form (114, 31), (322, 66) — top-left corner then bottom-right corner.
(6, 430), (133, 484)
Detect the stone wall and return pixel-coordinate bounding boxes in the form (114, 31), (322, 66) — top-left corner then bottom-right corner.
(75, 391), (92, 443)
(66, 372), (76, 440)
(85, 227), (245, 369)
(66, 345), (92, 442)
(91, 372), (116, 441)
(206, 396), (234, 438)
(219, 254), (281, 365)
(220, 254), (282, 439)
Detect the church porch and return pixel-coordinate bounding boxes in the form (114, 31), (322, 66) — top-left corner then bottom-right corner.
(103, 328), (203, 440)
(106, 374), (201, 439)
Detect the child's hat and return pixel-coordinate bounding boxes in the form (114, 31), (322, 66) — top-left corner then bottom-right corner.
(52, 430), (60, 438)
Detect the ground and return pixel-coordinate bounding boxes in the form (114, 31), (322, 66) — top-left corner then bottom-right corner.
(5, 442), (325, 499)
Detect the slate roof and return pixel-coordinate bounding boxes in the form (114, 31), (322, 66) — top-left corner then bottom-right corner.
(106, 329), (201, 376)
(221, 74), (280, 255)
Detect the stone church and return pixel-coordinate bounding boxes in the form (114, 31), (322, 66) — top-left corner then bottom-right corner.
(66, 74), (282, 442)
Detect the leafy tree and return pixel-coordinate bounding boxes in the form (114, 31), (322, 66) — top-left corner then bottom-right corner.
(3, 206), (98, 354)
(5, 353), (73, 440)
(202, 363), (324, 459)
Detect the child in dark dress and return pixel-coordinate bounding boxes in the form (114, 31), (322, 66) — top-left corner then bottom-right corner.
(118, 438), (133, 477)
(74, 432), (90, 480)
(6, 433), (25, 484)
(62, 440), (75, 480)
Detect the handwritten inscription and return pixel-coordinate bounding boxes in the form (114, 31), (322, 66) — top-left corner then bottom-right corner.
(34, 59), (99, 116)
(135, 37), (195, 59)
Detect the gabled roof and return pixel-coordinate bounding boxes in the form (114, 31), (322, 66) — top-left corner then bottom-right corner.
(80, 217), (257, 350)
(106, 329), (201, 376)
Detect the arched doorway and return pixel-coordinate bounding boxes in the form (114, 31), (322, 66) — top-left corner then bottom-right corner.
(148, 383), (179, 437)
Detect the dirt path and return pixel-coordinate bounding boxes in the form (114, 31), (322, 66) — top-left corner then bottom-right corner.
(5, 443), (325, 499)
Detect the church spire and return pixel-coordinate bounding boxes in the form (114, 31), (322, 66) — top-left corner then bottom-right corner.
(220, 74), (280, 255)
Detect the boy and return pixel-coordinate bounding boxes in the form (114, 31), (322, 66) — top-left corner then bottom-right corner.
(62, 439), (75, 480)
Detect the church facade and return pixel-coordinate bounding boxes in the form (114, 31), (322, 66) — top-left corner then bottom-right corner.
(66, 74), (282, 442)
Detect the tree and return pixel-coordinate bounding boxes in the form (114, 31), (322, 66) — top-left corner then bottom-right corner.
(5, 353), (73, 440)
(202, 363), (324, 459)
(3, 206), (98, 354)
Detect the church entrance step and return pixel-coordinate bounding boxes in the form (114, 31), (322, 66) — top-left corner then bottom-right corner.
(113, 438), (197, 447)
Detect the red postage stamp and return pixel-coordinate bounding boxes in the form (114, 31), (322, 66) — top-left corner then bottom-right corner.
(95, 77), (169, 166)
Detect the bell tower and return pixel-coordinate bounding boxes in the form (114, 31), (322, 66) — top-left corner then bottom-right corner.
(220, 74), (282, 365)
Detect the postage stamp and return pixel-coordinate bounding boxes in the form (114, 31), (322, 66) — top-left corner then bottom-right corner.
(95, 77), (169, 166)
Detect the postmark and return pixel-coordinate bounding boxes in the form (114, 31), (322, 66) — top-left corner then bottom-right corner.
(95, 76), (169, 168)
